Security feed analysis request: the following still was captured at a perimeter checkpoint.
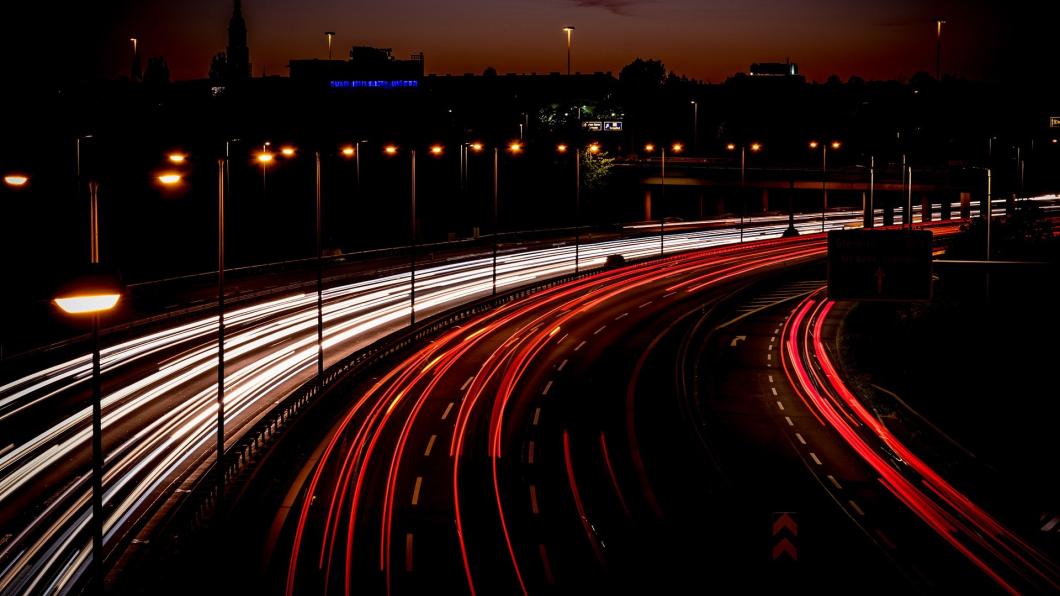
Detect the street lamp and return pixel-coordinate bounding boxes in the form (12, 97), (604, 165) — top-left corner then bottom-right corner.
(167, 152), (186, 164)
(156, 172), (182, 185)
(325, 31), (336, 61)
(644, 142), (682, 255)
(53, 173), (123, 592)
(691, 101), (698, 154)
(4, 174), (29, 187)
(558, 143), (585, 272)
(810, 140), (840, 232)
(562, 26), (575, 75)
(935, 19), (946, 80)
(727, 141), (762, 242)
(384, 144), (429, 324)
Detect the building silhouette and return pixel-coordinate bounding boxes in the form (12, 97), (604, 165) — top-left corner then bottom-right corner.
(226, 0), (251, 80)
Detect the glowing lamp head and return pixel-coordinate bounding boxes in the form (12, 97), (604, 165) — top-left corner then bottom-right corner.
(4, 174), (29, 187)
(750, 143), (762, 152)
(809, 141), (819, 149)
(384, 145), (398, 156)
(556, 143), (568, 153)
(167, 153), (186, 164)
(1053, 138), (1058, 144)
(831, 141), (841, 150)
(53, 264), (123, 316)
(508, 142), (522, 154)
(726, 143), (736, 151)
(470, 142), (484, 153)
(588, 143), (601, 154)
(430, 144), (444, 156)
(157, 173), (182, 185)
(257, 152), (274, 164)
(280, 146), (296, 157)
(671, 143), (683, 153)
(341, 146), (355, 157)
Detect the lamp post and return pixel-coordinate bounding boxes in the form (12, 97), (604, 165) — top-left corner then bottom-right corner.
(558, 142), (587, 272)
(727, 142), (762, 242)
(809, 140), (840, 232)
(53, 182), (122, 595)
(691, 101), (698, 154)
(935, 19), (946, 80)
(645, 142), (682, 255)
(325, 31), (335, 60)
(562, 26), (575, 75)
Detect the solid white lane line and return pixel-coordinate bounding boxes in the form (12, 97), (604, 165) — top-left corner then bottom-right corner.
(785, 416), (794, 427)
(615, 312), (629, 321)
(593, 325), (606, 335)
(441, 402), (455, 420)
(424, 435), (437, 457)
(558, 359), (568, 371)
(530, 485), (540, 514)
(460, 376), (474, 391)
(528, 441), (535, 464)
(849, 500), (865, 516)
(574, 340), (587, 352)
(795, 433), (807, 445)
(542, 381), (553, 395)
(411, 476), (423, 505)
(809, 452), (822, 466)
(532, 407), (542, 426)
(827, 475), (843, 490)
(776, 401), (785, 411)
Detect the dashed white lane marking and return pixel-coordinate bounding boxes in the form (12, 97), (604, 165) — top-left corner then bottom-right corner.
(441, 402), (455, 420)
(768, 344), (774, 351)
(776, 400), (785, 411)
(771, 387), (778, 396)
(424, 434), (437, 457)
(827, 475), (843, 490)
(795, 433), (807, 445)
(574, 340), (587, 352)
(558, 359), (568, 371)
(532, 408), (542, 426)
(556, 333), (569, 344)
(767, 353), (772, 361)
(663, 291), (677, 298)
(405, 533), (414, 573)
(528, 441), (536, 464)
(785, 416), (794, 427)
(593, 325), (606, 335)
(615, 312), (629, 321)
(530, 485), (540, 514)
(460, 376), (474, 391)
(411, 476), (423, 505)
(638, 301), (653, 309)
(770, 336), (776, 344)
(809, 452), (822, 466)
(768, 375), (774, 383)
(849, 500), (866, 516)
(542, 381), (554, 395)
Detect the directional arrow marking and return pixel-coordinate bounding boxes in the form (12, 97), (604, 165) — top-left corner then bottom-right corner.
(772, 512), (798, 536)
(730, 335), (747, 347)
(772, 537), (798, 561)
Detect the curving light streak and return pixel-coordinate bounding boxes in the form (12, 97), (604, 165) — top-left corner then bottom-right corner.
(0, 197), (1057, 592)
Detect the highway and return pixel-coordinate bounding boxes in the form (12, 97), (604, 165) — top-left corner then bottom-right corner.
(0, 197), (1054, 593)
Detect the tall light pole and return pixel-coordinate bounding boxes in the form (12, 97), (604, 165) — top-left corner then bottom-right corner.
(314, 151), (324, 375)
(935, 19), (946, 80)
(691, 101), (698, 154)
(53, 180), (122, 594)
(810, 140), (840, 232)
(727, 142), (762, 242)
(645, 142), (682, 255)
(325, 31), (335, 60)
(562, 26), (575, 75)
(130, 37), (141, 81)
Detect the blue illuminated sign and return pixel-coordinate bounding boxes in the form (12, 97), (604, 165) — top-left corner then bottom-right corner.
(329, 80), (419, 89)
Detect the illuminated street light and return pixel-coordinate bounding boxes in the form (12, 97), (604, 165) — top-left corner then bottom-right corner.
(809, 141), (819, 149)
(384, 145), (399, 156)
(727, 142), (763, 242)
(430, 144), (444, 156)
(4, 174), (29, 187)
(157, 172), (182, 185)
(470, 142), (484, 153)
(54, 293), (120, 315)
(508, 142), (523, 154)
(257, 152), (274, 163)
(644, 143), (655, 153)
(588, 142), (600, 154)
(168, 153), (186, 164)
(671, 142), (683, 153)
(281, 146), (296, 157)
(562, 26), (575, 75)
(726, 143), (736, 151)
(556, 143), (568, 153)
(750, 143), (762, 152)
(811, 140), (841, 231)
(831, 141), (841, 150)
(646, 141), (683, 254)
(341, 146), (355, 157)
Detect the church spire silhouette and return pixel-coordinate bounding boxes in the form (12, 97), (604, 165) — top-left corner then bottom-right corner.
(226, 0), (250, 80)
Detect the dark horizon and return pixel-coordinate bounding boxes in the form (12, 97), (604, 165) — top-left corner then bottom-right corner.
(7, 1), (1060, 88)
